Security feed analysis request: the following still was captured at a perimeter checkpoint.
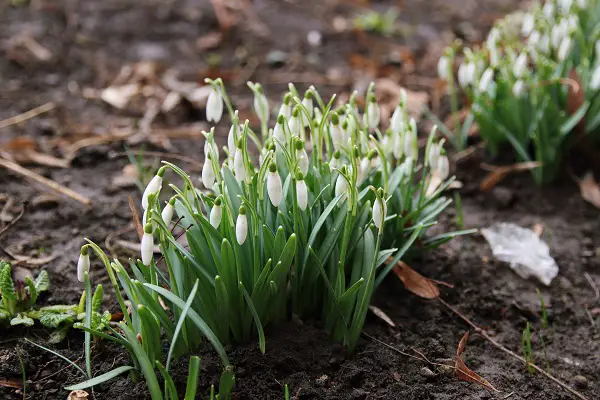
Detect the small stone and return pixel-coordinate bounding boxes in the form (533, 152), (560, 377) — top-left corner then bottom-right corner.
(315, 374), (329, 386)
(491, 186), (514, 208)
(420, 367), (436, 379)
(573, 375), (588, 389)
(266, 50), (288, 68)
(307, 30), (322, 47)
(31, 193), (60, 209)
(350, 389), (368, 400)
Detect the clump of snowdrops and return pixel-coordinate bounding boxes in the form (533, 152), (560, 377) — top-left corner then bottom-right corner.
(67, 78), (470, 397)
(439, 0), (600, 184)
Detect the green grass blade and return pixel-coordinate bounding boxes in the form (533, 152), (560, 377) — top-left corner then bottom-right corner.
(120, 323), (163, 400)
(239, 282), (266, 354)
(184, 356), (201, 400)
(23, 338), (86, 377)
(166, 280), (199, 371)
(156, 361), (179, 400)
(64, 366), (135, 391)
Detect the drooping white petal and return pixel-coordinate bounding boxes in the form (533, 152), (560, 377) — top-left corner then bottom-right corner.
(210, 204), (222, 228)
(335, 173), (347, 202)
(435, 154), (450, 180)
(233, 149), (247, 182)
(254, 93), (269, 123)
(206, 88), (223, 123)
(590, 65), (600, 90)
(77, 252), (90, 283)
(427, 142), (441, 169)
(273, 122), (286, 149)
(437, 55), (450, 80)
(302, 97), (313, 117)
(372, 198), (387, 231)
(478, 68), (494, 93)
(297, 148), (309, 176)
(279, 102), (291, 119)
(296, 180), (308, 211)
(267, 171), (283, 207)
(390, 106), (404, 133)
(161, 203), (174, 226)
(202, 161), (216, 188)
(403, 130), (416, 160)
(522, 13), (535, 37)
(141, 231), (154, 265)
(236, 214), (248, 245)
(367, 101), (380, 129)
(204, 140), (219, 162)
(330, 123), (344, 150)
(227, 125), (237, 154)
(513, 53), (528, 78)
(357, 157), (369, 185)
(142, 175), (162, 210)
(513, 80), (526, 98)
(557, 37), (572, 62)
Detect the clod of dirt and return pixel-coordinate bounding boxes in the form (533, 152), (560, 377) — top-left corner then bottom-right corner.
(419, 367), (436, 380)
(573, 375), (589, 389)
(490, 186), (514, 208)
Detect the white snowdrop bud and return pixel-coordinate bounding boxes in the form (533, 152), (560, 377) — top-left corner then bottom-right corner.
(567, 15), (578, 32)
(557, 36), (572, 62)
(302, 91), (314, 118)
(528, 30), (541, 48)
(210, 198), (223, 228)
(204, 139), (219, 162)
(289, 109), (302, 138)
(357, 157), (369, 185)
(513, 79), (526, 98)
(390, 105), (405, 133)
(330, 113), (344, 150)
(202, 155), (216, 188)
(427, 142), (441, 169)
(435, 153), (450, 180)
(539, 34), (551, 54)
(253, 87), (269, 123)
(142, 168), (165, 210)
(141, 224), (154, 265)
(393, 131), (404, 159)
(206, 87), (223, 123)
(366, 95), (380, 129)
(513, 53), (528, 78)
(296, 176), (308, 211)
(161, 198), (176, 226)
(558, 0), (573, 12)
(77, 246), (90, 283)
(335, 168), (348, 202)
(403, 126), (417, 160)
(279, 94), (292, 119)
(478, 68), (494, 93)
(273, 116), (286, 149)
(330, 151), (342, 169)
(295, 141), (309, 176)
(577, 0), (586, 7)
(372, 195), (387, 231)
(522, 13), (535, 37)
(489, 47), (500, 67)
(233, 147), (247, 182)
(437, 55), (450, 80)
(266, 163), (283, 207)
(543, 2), (555, 18)
(227, 125), (238, 154)
(236, 207), (248, 245)
(590, 64), (600, 90)
(458, 62), (472, 87)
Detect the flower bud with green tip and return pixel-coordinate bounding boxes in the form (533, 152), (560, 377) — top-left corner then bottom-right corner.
(267, 162), (283, 207)
(141, 224), (154, 266)
(295, 172), (308, 211)
(77, 245), (90, 283)
(236, 206), (248, 245)
(210, 197), (223, 229)
(142, 167), (166, 210)
(162, 197), (176, 226)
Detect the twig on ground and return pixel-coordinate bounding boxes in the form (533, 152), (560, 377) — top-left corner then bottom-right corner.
(584, 272), (599, 301)
(0, 102), (55, 131)
(112, 150), (202, 170)
(0, 157), (92, 207)
(128, 196), (144, 241)
(0, 202), (26, 239)
(437, 298), (589, 400)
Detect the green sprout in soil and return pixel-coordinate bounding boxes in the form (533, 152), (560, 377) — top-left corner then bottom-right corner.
(353, 8), (400, 37)
(0, 261), (107, 343)
(438, 0), (600, 184)
(522, 322), (535, 374)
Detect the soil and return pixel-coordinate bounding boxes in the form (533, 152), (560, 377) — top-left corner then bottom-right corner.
(1, 0), (599, 399)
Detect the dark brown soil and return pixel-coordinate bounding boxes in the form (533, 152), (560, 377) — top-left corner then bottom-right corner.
(1, 0), (599, 399)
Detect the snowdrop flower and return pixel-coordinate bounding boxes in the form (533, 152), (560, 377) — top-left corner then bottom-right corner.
(142, 167), (165, 210)
(434, 151), (450, 180)
(438, 54), (450, 80)
(393, 130), (404, 159)
(253, 85), (269, 123)
(372, 193), (387, 232)
(591, 64), (600, 90)
(295, 141), (309, 176)
(458, 62), (476, 87)
(538, 34), (551, 54)
(543, 2), (555, 18)
(513, 53), (528, 78)
(577, 0), (586, 7)
(266, 163), (283, 207)
(233, 146), (247, 182)
(330, 113), (344, 150)
(273, 115), (286, 149)
(202, 154), (216, 188)
(513, 79), (526, 98)
(289, 108), (302, 138)
(161, 197), (176, 226)
(427, 141), (441, 169)
(206, 87), (223, 123)
(236, 206), (248, 245)
(302, 90), (314, 118)
(335, 167), (348, 202)
(489, 47), (500, 67)
(366, 95), (380, 129)
(390, 103), (405, 133)
(557, 36), (572, 62)
(227, 125), (239, 154)
(296, 173), (308, 211)
(313, 107), (323, 126)
(210, 197), (223, 228)
(522, 13), (535, 37)
(357, 157), (369, 185)
(330, 150), (342, 169)
(278, 93), (292, 119)
(141, 224), (154, 265)
(567, 15), (578, 32)
(558, 0), (573, 12)
(77, 246), (90, 283)
(551, 20), (568, 49)
(403, 122), (417, 159)
(478, 68), (494, 93)
(204, 139), (219, 162)
(528, 30), (541, 47)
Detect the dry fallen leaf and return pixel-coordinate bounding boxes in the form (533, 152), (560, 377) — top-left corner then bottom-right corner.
(567, 69), (585, 133)
(1, 137), (69, 168)
(480, 161), (541, 192)
(392, 261), (439, 299)
(368, 305), (396, 327)
(101, 84), (140, 109)
(68, 390), (89, 400)
(455, 332), (499, 392)
(578, 172), (600, 209)
(375, 78), (429, 120)
(0, 378), (23, 389)
(112, 164), (139, 189)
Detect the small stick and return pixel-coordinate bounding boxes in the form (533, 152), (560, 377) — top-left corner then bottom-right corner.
(584, 272), (599, 301)
(112, 150), (202, 170)
(0, 102), (55, 131)
(0, 202), (26, 239)
(0, 157), (92, 207)
(438, 298), (588, 400)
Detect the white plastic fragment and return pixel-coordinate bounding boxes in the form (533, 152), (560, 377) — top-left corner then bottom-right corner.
(481, 222), (559, 286)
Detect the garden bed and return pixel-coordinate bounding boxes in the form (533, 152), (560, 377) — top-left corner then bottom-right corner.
(0, 0), (598, 399)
